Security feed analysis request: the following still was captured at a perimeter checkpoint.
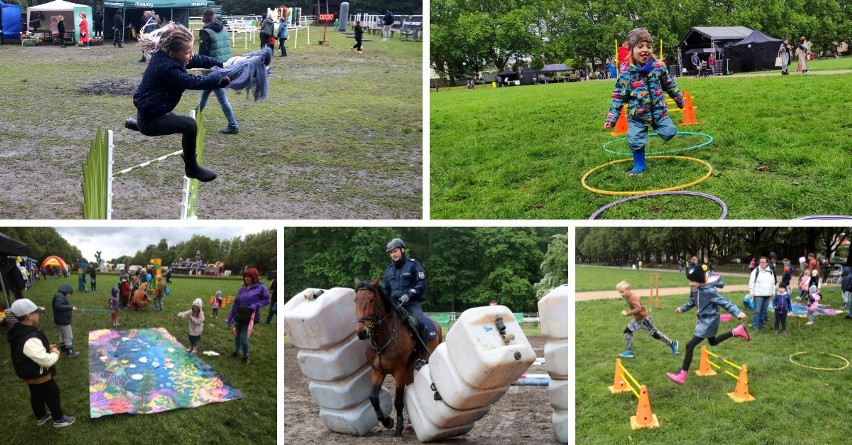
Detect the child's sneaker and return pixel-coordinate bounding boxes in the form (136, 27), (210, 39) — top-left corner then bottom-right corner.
(732, 324), (750, 341)
(619, 350), (635, 358)
(806, 321), (813, 325)
(53, 415), (76, 428)
(36, 413), (52, 426)
(666, 369), (687, 385)
(670, 340), (679, 355)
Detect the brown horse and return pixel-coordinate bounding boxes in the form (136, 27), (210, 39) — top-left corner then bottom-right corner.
(354, 277), (442, 437)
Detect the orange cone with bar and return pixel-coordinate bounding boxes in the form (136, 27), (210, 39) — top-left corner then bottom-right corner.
(696, 346), (717, 376)
(727, 365), (756, 402)
(630, 384), (660, 429)
(609, 359), (630, 393)
(610, 106), (628, 136)
(680, 92), (699, 125)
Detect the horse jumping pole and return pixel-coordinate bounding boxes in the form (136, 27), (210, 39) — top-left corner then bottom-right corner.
(608, 358), (659, 429)
(695, 346), (755, 402)
(82, 110), (204, 220)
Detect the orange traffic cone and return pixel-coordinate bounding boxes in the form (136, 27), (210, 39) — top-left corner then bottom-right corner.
(609, 359), (630, 393)
(610, 106), (628, 136)
(680, 92), (700, 125)
(630, 384), (660, 429)
(695, 346), (717, 376)
(727, 365), (756, 402)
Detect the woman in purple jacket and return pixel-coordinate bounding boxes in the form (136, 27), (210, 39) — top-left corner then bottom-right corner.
(226, 268), (270, 363)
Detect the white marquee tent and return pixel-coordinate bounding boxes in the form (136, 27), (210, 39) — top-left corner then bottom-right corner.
(26, 0), (92, 43)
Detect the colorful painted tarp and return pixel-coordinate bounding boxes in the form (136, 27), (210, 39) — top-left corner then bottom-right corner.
(88, 327), (243, 418)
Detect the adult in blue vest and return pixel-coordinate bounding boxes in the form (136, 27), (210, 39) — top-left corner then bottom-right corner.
(198, 9), (239, 134)
(381, 238), (435, 370)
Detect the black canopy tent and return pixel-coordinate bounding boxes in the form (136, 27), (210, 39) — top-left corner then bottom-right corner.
(1, 231), (29, 308)
(728, 30), (783, 72)
(103, 0), (208, 40)
(677, 26), (753, 70)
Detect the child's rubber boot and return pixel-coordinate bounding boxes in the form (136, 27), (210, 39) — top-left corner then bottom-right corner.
(732, 324), (750, 341)
(182, 153), (217, 182)
(627, 148), (647, 176)
(666, 369), (687, 385)
(66, 347), (80, 357)
(670, 340), (679, 355)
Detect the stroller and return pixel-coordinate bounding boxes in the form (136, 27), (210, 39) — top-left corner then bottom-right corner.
(827, 264), (843, 285)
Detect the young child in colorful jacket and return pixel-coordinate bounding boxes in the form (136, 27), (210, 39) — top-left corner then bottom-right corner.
(604, 28), (685, 175)
(666, 265), (749, 385)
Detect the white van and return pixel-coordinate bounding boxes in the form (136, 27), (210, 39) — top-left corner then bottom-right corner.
(128, 265), (142, 275)
(116, 264), (126, 272)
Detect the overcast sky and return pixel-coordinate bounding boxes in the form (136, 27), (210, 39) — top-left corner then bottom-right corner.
(55, 226), (277, 262)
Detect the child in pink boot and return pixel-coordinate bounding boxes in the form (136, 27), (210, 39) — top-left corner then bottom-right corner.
(666, 264), (749, 385)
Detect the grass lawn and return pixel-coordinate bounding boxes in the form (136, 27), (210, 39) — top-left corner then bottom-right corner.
(576, 286), (851, 444)
(0, 26), (421, 219)
(430, 58), (852, 219)
(0, 275), (277, 444)
(576, 265), (751, 292)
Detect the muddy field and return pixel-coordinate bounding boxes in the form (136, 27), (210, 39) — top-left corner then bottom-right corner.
(284, 335), (562, 444)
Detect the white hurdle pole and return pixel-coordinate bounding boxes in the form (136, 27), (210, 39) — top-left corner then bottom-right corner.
(106, 129), (114, 220)
(180, 110), (196, 220)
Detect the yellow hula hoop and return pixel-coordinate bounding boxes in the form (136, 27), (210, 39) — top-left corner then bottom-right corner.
(788, 352), (850, 371)
(581, 155), (713, 196)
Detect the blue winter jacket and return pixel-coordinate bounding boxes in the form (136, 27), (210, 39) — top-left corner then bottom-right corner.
(605, 60), (685, 126)
(382, 255), (426, 303)
(842, 267), (852, 292)
(133, 51), (226, 120)
(52, 284), (75, 326)
(679, 283), (743, 338)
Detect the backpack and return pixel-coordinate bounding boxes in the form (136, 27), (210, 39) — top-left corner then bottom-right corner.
(235, 305), (253, 324)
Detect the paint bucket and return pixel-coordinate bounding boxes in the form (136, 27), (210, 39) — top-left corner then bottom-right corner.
(296, 333), (368, 381)
(548, 377), (570, 411)
(446, 305), (536, 389)
(308, 363), (372, 410)
(429, 342), (509, 410)
(544, 338), (570, 380)
(318, 387), (392, 436)
(538, 285), (570, 340)
(282, 287), (356, 350)
(404, 378), (476, 443)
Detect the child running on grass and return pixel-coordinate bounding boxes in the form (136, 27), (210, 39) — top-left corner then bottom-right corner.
(177, 298), (204, 353)
(666, 264), (749, 385)
(604, 28), (685, 175)
(133, 23), (231, 182)
(616, 280), (678, 358)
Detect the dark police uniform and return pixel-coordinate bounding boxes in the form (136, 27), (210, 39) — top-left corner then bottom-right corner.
(382, 255), (436, 342)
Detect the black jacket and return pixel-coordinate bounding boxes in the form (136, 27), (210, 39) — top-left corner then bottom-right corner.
(383, 12), (394, 26)
(52, 283), (74, 326)
(57, 19), (65, 35)
(354, 24), (363, 40)
(113, 12), (123, 29)
(7, 323), (56, 381)
(133, 51), (226, 120)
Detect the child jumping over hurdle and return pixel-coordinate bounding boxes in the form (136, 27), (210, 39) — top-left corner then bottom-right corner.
(616, 280), (678, 358)
(604, 28), (685, 175)
(666, 264), (749, 385)
(133, 23), (231, 182)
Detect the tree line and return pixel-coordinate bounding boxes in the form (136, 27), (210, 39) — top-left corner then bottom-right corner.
(1, 228), (83, 268)
(284, 227), (567, 312)
(431, 0), (851, 83)
(576, 227), (851, 266)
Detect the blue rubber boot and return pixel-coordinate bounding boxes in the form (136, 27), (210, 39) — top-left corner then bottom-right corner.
(627, 148), (647, 175)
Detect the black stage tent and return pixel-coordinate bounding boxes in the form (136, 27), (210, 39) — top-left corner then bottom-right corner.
(1, 231), (29, 308)
(677, 26), (753, 71)
(728, 30), (783, 72)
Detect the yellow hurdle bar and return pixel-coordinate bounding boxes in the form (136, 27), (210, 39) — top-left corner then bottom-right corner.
(617, 362), (641, 399)
(724, 370), (740, 380)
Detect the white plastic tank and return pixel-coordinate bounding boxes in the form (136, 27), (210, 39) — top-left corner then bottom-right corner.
(307, 364), (373, 411)
(543, 338), (570, 380)
(538, 285), (570, 340)
(548, 378), (569, 411)
(429, 342), (508, 410)
(552, 409), (569, 444)
(404, 377), (476, 443)
(319, 387), (392, 437)
(410, 364), (491, 428)
(296, 333), (368, 382)
(445, 305), (536, 389)
(281, 287), (356, 350)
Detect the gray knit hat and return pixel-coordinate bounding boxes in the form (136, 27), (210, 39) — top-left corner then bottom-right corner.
(627, 28), (653, 50)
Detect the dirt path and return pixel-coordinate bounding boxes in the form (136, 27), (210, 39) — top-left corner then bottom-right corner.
(284, 336), (561, 444)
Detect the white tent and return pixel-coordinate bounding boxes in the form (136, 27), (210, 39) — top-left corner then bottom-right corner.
(26, 0), (92, 43)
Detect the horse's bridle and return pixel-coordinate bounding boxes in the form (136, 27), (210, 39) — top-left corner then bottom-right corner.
(355, 287), (397, 355)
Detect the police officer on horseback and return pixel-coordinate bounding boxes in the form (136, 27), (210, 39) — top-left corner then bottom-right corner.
(382, 238), (434, 370)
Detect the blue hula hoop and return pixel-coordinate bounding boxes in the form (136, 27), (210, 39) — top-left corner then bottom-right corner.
(603, 131), (714, 156)
(589, 191), (728, 220)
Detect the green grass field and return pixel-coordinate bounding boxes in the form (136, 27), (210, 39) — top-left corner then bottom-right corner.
(576, 287), (851, 444)
(430, 58), (852, 219)
(0, 275), (276, 444)
(0, 26), (421, 219)
(576, 265), (751, 292)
